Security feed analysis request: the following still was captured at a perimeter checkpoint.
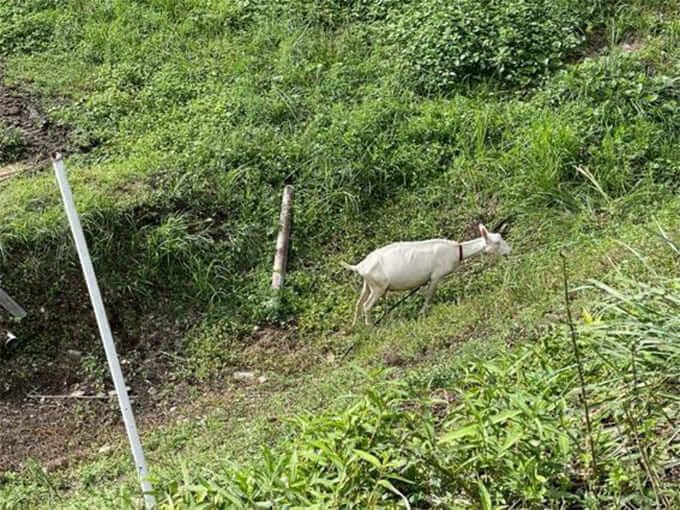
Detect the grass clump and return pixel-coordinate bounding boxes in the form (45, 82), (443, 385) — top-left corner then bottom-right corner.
(1, 0), (677, 345)
(0, 0), (58, 55)
(0, 122), (27, 164)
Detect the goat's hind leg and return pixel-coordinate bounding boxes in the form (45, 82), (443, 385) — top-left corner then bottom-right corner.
(362, 284), (386, 326)
(352, 280), (370, 328)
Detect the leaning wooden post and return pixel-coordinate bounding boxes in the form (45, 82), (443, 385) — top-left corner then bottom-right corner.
(272, 185), (294, 290)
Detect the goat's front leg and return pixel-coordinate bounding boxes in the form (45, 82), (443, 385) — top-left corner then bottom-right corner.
(421, 277), (442, 314)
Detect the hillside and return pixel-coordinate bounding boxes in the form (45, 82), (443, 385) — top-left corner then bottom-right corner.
(1, 0), (679, 508)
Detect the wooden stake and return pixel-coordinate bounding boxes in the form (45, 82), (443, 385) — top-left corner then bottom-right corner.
(272, 185), (294, 290)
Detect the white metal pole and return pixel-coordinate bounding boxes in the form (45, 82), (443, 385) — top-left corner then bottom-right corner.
(50, 153), (155, 509)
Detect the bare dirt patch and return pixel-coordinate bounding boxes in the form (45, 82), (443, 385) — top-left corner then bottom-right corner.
(0, 316), (313, 473)
(0, 272), (199, 471)
(620, 36), (644, 53)
(0, 66), (71, 177)
(0, 375), (232, 473)
(242, 326), (321, 374)
(583, 34), (645, 60)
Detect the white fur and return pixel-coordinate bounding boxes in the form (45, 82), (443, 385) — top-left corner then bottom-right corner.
(342, 223), (511, 327)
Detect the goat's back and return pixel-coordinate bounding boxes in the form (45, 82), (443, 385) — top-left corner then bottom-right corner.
(356, 239), (458, 290)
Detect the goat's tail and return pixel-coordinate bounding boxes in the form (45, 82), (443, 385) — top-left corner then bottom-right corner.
(340, 261), (358, 272)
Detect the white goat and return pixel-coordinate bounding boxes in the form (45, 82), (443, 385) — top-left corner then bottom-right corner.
(341, 223), (511, 327)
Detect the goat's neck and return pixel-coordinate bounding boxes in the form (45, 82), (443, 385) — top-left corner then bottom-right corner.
(459, 237), (486, 260)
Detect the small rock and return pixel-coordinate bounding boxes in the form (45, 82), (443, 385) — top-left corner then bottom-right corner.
(257, 375), (267, 384)
(233, 371), (256, 381)
(71, 390), (85, 397)
(67, 349), (82, 361)
(44, 456), (69, 471)
(98, 445), (113, 455)
(4, 331), (17, 346)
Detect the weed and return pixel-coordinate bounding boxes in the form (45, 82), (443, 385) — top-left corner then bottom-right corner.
(0, 123), (26, 164)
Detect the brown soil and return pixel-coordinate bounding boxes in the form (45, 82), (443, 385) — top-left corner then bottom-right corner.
(0, 373), (256, 473)
(0, 65), (72, 177)
(0, 327), (188, 471)
(0, 263), (197, 471)
(620, 36), (644, 53)
(0, 321), (311, 473)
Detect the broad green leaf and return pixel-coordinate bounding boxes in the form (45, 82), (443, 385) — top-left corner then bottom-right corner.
(378, 479), (411, 509)
(478, 480), (492, 510)
(490, 409), (522, 425)
(353, 449), (382, 469)
(386, 473), (414, 485)
(558, 433), (570, 456)
(439, 423), (478, 443)
(501, 427), (524, 451)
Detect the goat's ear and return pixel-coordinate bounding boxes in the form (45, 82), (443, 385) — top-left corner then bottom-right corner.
(479, 223), (489, 240)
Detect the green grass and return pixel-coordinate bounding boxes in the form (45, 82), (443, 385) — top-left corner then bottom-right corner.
(159, 259), (680, 508)
(1, 0), (679, 507)
(1, 208), (678, 508)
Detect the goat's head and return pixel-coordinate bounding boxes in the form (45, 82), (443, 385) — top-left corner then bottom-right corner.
(479, 223), (511, 256)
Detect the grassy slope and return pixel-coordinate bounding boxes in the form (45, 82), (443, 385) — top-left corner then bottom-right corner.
(4, 208), (679, 508)
(1, 0), (679, 508)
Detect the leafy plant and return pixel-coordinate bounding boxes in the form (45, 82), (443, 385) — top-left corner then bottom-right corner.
(386, 0), (592, 92)
(0, 1), (59, 55)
